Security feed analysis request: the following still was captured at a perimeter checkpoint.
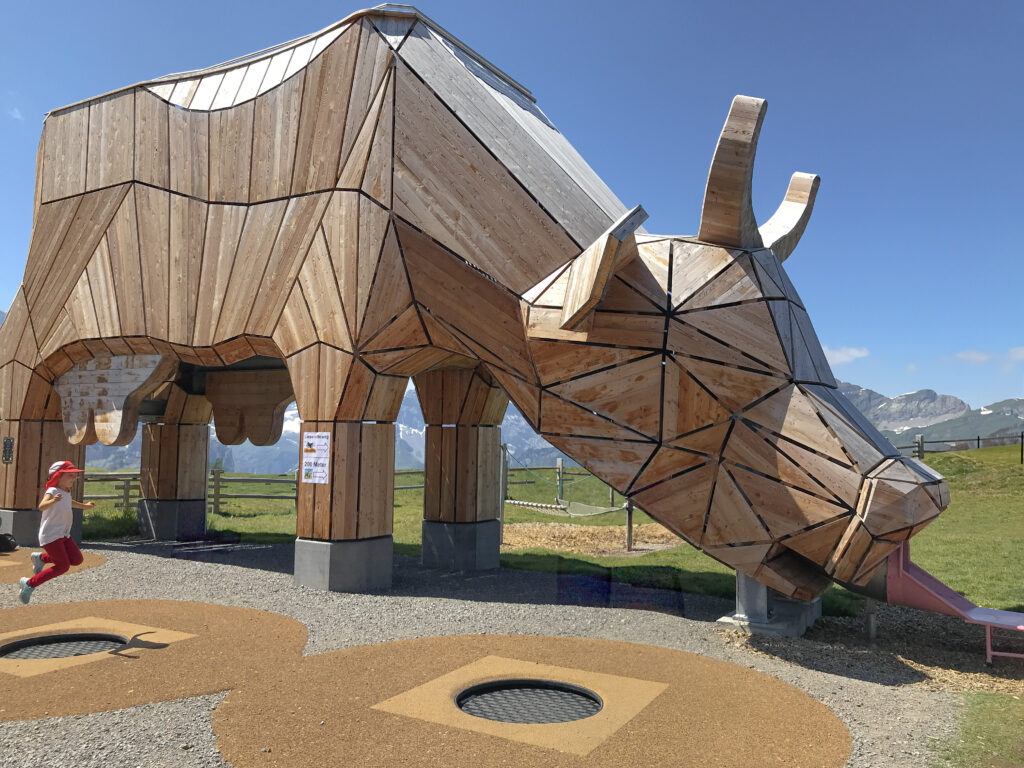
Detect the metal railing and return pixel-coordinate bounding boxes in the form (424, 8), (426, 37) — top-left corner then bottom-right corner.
(894, 431), (1024, 463)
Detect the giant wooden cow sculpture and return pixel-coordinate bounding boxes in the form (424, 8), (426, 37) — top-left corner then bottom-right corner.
(0, 6), (947, 598)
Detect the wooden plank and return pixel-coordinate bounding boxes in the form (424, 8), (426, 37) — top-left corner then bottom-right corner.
(85, 237), (122, 338)
(418, 311), (474, 357)
(297, 228), (352, 350)
(767, 433), (862, 508)
(682, 302), (790, 375)
(356, 197), (390, 333)
(169, 78), (200, 108)
(288, 347), (320, 422)
(134, 88), (170, 189)
(320, 193), (360, 340)
(475, 425), (501, 521)
(677, 255), (763, 311)
(359, 223), (411, 343)
(782, 516), (851, 566)
(86, 91), (135, 191)
(723, 422), (831, 501)
(250, 72), (304, 202)
(168, 196), (207, 346)
(363, 373), (406, 421)
(234, 58), (272, 104)
(488, 368), (540, 428)
(296, 420), (325, 538)
(105, 191), (146, 336)
(336, 357), (374, 420)
(189, 73), (225, 111)
(21, 197), (83, 306)
(742, 387), (850, 464)
(357, 422), (394, 538)
(668, 318), (772, 373)
(320, 344), (354, 421)
(453, 425), (478, 523)
(393, 60), (578, 293)
(246, 192), (332, 337)
(528, 340), (647, 388)
(13, 421), (43, 509)
(64, 264), (101, 340)
(330, 421), (361, 539)
(681, 358), (785, 416)
(291, 25), (360, 195)
(338, 23), (390, 181)
(669, 244), (734, 310)
(361, 305), (427, 352)
(545, 434), (657, 493)
(168, 108), (209, 198)
(361, 70), (394, 206)
(211, 66), (247, 110)
(215, 201), (288, 340)
(338, 66), (389, 190)
(631, 462), (716, 543)
(213, 336), (257, 366)
(550, 355), (662, 438)
(539, 392), (643, 441)
(439, 425), (456, 523)
(40, 104), (89, 203)
(176, 424), (210, 499)
(703, 467), (771, 547)
(729, 465), (846, 539)
(273, 283), (319, 357)
(421, 425), (442, 521)
(632, 444), (707, 493)
(192, 204), (247, 347)
(135, 185), (171, 341)
(209, 102), (255, 202)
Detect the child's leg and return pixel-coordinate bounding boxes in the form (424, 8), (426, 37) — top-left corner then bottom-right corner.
(27, 539), (73, 588)
(64, 537), (84, 567)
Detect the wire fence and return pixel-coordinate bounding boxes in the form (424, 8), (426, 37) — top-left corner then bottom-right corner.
(894, 431), (1024, 463)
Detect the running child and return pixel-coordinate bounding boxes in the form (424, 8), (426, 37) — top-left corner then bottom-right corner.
(18, 460), (95, 604)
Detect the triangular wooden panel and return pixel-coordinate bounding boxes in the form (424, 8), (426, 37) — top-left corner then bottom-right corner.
(703, 467), (771, 547)
(297, 228), (352, 350)
(751, 249), (788, 300)
(632, 445), (708, 493)
(723, 422), (830, 500)
(336, 357), (376, 420)
(322, 192), (360, 340)
(36, 306), (74, 361)
(168, 195), (207, 346)
(549, 355), (662, 438)
(419, 311), (476, 357)
(135, 184), (171, 341)
(669, 422), (732, 456)
(22, 196), (82, 303)
(792, 306), (835, 386)
(529, 340), (649, 388)
(361, 304), (427, 352)
(669, 242), (734, 310)
(489, 368), (541, 428)
(631, 462), (716, 543)
(780, 515), (850, 566)
(869, 458), (921, 485)
(290, 25), (361, 195)
(273, 282), (319, 357)
(828, 520), (872, 582)
(767, 299), (795, 372)
(742, 386), (850, 464)
(852, 539), (898, 585)
(64, 266), (101, 340)
(356, 197), (390, 333)
(361, 347), (425, 373)
(339, 21), (392, 176)
(539, 392), (645, 441)
(250, 70), (304, 202)
(193, 204), (247, 347)
(730, 465), (846, 538)
(765, 432), (862, 508)
(359, 223), (412, 343)
(7, 291), (40, 370)
(599, 275), (665, 313)
(524, 263), (570, 307)
(543, 435), (657, 492)
(362, 71), (394, 206)
(704, 543), (772, 572)
(375, 347), (463, 376)
(392, 60), (577, 294)
(373, 14), (416, 49)
(804, 388), (887, 472)
(668, 317), (774, 372)
(804, 383), (897, 462)
(663, 359), (732, 440)
(683, 357), (785, 415)
(678, 254), (762, 311)
(84, 238), (121, 339)
(682, 301), (790, 375)
(616, 242), (670, 310)
(337, 66), (391, 189)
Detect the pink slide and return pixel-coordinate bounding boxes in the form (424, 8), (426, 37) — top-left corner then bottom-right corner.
(886, 541), (1024, 663)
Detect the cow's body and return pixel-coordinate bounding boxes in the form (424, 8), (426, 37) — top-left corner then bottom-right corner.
(0, 7), (946, 598)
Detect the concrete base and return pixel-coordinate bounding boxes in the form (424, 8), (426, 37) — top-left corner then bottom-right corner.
(717, 572), (822, 638)
(0, 508), (83, 546)
(421, 519), (500, 571)
(137, 499), (206, 541)
(294, 536), (393, 592)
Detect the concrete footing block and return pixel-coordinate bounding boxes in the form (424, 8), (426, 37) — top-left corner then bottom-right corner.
(0, 508), (83, 546)
(421, 520), (500, 571)
(137, 500), (206, 541)
(294, 536), (393, 592)
(717, 571), (822, 638)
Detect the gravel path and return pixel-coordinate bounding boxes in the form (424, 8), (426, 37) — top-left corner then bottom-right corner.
(0, 540), (965, 767)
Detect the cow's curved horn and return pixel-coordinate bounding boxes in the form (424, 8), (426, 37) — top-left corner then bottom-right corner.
(698, 95), (766, 249)
(758, 172), (820, 262)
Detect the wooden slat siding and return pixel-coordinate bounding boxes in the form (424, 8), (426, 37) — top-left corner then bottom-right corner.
(135, 89), (170, 189)
(357, 422), (394, 538)
(192, 204), (247, 347)
(704, 467), (769, 547)
(168, 195), (207, 345)
(337, 62), (390, 189)
(168, 108), (209, 199)
(411, 369), (444, 425)
(336, 22), (389, 177)
(27, 185), (130, 335)
(724, 423), (826, 501)
(359, 223), (411, 342)
(3, 292), (33, 370)
(363, 373), (406, 420)
(105, 191), (146, 336)
(209, 101), (255, 203)
(12, 420), (43, 509)
(249, 70), (304, 202)
(668, 320), (771, 374)
(742, 388), (849, 464)
(393, 60), (577, 293)
(86, 91), (135, 191)
(85, 238), (122, 338)
(398, 24), (614, 247)
(441, 369), (471, 423)
(359, 305), (427, 352)
(64, 265), (101, 340)
(529, 340), (645, 389)
(454, 425), (477, 522)
(396, 222), (534, 380)
(321, 192), (360, 341)
(488, 368), (540, 428)
(731, 465), (845, 539)
(176, 424), (210, 499)
(551, 355), (662, 438)
(361, 70), (394, 206)
(475, 425), (501, 521)
(683, 302), (790, 375)
(0, 363), (17, 420)
(419, 311), (475, 358)
(422, 425), (442, 520)
(273, 283), (320, 356)
(291, 26), (360, 195)
(157, 425), (180, 497)
(40, 105), (89, 203)
(779, 517), (849, 565)
(540, 391), (644, 441)
(439, 425), (457, 522)
(22, 198), (83, 304)
(213, 336), (257, 366)
(330, 421), (361, 539)
(214, 200), (288, 339)
(558, 234), (617, 330)
(246, 192), (332, 337)
(767, 433), (861, 508)
(334, 352), (371, 420)
(297, 228), (352, 350)
(135, 184), (172, 341)
(295, 420), (321, 537)
(0, 420), (14, 507)
(682, 358), (785, 417)
(37, 310), (77, 364)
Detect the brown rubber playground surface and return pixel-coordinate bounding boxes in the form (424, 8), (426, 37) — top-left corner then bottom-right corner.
(0, 548), (106, 584)
(0, 601), (851, 767)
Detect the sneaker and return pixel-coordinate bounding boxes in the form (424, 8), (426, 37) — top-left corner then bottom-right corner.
(18, 577), (33, 605)
(30, 552), (44, 575)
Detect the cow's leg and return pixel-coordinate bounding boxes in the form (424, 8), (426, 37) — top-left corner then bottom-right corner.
(138, 385), (212, 541)
(288, 345), (406, 592)
(414, 366), (509, 571)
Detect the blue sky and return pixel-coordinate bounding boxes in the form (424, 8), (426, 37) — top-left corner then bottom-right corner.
(1, 0), (1021, 407)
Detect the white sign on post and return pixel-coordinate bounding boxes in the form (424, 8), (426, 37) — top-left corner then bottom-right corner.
(301, 431), (331, 484)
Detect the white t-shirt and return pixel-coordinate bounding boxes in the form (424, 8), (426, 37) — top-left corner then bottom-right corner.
(38, 487), (74, 546)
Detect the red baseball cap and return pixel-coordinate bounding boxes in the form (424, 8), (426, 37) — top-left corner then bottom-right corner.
(45, 460), (84, 490)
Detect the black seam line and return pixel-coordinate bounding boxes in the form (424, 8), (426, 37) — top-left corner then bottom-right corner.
(605, 274), (667, 314)
(628, 458), (711, 497)
(538, 431), (656, 446)
(353, 202), (398, 342)
(356, 303), (418, 352)
(738, 415), (854, 469)
(727, 459), (850, 511)
(670, 349), (777, 379)
(392, 52), (584, 251)
(666, 356), (734, 416)
(538, 390), (654, 442)
(670, 253), (736, 310)
(307, 225), (353, 350)
(352, 68), (392, 193)
(721, 465), (773, 539)
(544, 351), (660, 390)
(796, 382), (865, 469)
(730, 383), (790, 418)
(756, 430), (853, 507)
(776, 511), (853, 544)
(623, 443), (661, 497)
(671, 312), (789, 375)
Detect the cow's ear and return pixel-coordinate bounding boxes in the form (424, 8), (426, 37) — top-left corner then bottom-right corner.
(758, 172), (820, 262)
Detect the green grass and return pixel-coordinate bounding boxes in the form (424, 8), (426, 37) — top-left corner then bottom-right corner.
(933, 693), (1024, 768)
